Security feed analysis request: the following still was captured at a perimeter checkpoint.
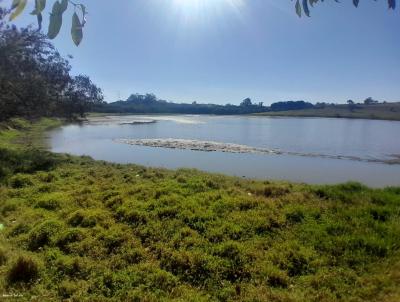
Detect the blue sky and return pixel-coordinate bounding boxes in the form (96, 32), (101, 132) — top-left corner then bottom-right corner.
(5, 0), (400, 105)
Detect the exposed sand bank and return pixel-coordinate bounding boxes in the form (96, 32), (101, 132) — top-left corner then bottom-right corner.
(115, 138), (400, 165)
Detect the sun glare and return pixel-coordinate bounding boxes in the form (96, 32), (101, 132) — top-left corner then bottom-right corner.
(171, 0), (245, 23)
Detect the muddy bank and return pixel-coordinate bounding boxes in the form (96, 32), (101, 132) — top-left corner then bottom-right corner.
(115, 138), (400, 165)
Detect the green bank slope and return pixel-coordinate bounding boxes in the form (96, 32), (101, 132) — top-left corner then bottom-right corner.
(256, 103), (400, 121)
(0, 119), (399, 301)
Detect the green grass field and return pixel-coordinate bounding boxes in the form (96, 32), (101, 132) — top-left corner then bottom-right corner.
(0, 119), (399, 301)
(256, 103), (400, 121)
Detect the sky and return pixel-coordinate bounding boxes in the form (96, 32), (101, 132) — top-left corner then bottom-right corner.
(4, 0), (400, 105)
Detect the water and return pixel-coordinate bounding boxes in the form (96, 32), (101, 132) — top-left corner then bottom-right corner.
(48, 115), (400, 187)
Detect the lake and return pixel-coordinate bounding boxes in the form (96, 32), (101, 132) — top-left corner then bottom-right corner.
(48, 115), (400, 187)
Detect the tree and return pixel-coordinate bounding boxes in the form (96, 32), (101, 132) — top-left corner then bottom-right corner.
(347, 100), (356, 112)
(64, 75), (104, 117)
(270, 101), (314, 111)
(0, 20), (71, 119)
(240, 98), (253, 107)
(0, 11), (103, 121)
(364, 97), (379, 105)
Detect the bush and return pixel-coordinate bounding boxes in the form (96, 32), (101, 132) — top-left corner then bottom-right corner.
(0, 248), (7, 266)
(7, 255), (40, 284)
(56, 228), (85, 251)
(67, 210), (108, 228)
(9, 174), (33, 188)
(35, 198), (60, 211)
(28, 220), (63, 250)
(265, 267), (289, 288)
(285, 208), (305, 224)
(263, 185), (290, 197)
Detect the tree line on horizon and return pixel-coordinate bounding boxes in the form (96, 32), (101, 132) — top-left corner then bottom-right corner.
(0, 5), (104, 122)
(94, 93), (394, 115)
(94, 94), (315, 115)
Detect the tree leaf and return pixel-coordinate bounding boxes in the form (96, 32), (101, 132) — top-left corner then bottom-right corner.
(79, 4), (87, 16)
(9, 0), (27, 21)
(303, 0), (310, 17)
(11, 0), (19, 10)
(31, 0), (46, 15)
(71, 12), (83, 46)
(295, 0), (302, 17)
(47, 1), (63, 39)
(60, 0), (68, 13)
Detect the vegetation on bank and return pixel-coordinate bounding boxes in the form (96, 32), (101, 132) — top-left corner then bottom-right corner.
(256, 102), (400, 121)
(94, 94), (270, 115)
(0, 119), (399, 301)
(0, 7), (103, 122)
(94, 93), (400, 122)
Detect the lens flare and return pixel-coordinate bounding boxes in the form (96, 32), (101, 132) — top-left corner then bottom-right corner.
(171, 0), (246, 23)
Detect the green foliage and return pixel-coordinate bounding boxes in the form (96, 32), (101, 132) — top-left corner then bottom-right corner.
(47, 0), (68, 40)
(0, 120), (400, 300)
(28, 220), (63, 250)
(95, 93), (269, 115)
(0, 14), (103, 121)
(71, 12), (83, 46)
(7, 0), (87, 46)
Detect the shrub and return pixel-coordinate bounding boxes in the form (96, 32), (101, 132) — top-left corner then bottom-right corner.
(263, 185), (290, 197)
(285, 208), (305, 224)
(7, 255), (40, 284)
(337, 182), (367, 193)
(9, 222), (31, 237)
(56, 228), (85, 251)
(35, 198), (60, 211)
(265, 267), (289, 288)
(28, 220), (63, 250)
(115, 207), (147, 227)
(68, 210), (99, 228)
(369, 207), (391, 222)
(1, 199), (19, 216)
(9, 174), (33, 188)
(37, 172), (56, 183)
(58, 280), (78, 299)
(0, 248), (7, 266)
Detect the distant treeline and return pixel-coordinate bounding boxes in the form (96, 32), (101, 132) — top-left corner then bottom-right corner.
(0, 7), (104, 122)
(94, 94), (317, 115)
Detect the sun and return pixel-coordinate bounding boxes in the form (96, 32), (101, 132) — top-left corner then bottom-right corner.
(171, 0), (245, 23)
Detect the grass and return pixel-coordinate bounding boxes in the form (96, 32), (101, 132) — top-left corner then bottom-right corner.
(0, 118), (63, 150)
(256, 103), (400, 121)
(0, 119), (399, 301)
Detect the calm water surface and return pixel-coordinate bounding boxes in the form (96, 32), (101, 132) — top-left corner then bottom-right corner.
(48, 115), (400, 187)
